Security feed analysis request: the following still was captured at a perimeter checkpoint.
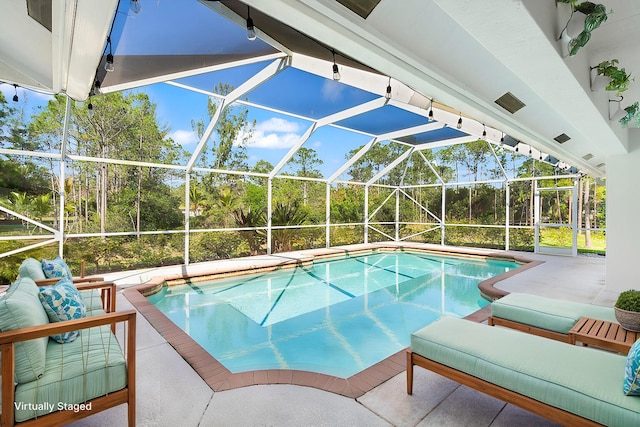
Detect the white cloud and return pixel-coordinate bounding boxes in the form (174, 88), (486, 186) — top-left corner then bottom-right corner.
(247, 130), (300, 149)
(256, 117), (301, 133)
(321, 80), (345, 102)
(170, 129), (198, 145)
(242, 118), (302, 149)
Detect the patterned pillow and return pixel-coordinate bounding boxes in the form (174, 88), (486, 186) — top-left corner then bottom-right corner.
(41, 256), (73, 280)
(624, 338), (640, 395)
(38, 279), (87, 343)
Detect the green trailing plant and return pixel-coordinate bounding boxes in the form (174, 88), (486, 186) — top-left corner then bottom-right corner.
(596, 59), (633, 96)
(558, 1), (611, 56)
(615, 289), (640, 312)
(619, 102), (640, 128)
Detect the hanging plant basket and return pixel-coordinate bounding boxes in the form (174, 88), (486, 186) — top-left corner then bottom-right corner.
(558, 1), (610, 56)
(619, 102), (640, 128)
(593, 59), (633, 96)
(590, 72), (612, 91)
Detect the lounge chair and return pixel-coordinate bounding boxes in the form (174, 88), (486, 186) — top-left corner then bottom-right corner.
(488, 292), (617, 342)
(0, 276), (136, 426)
(407, 316), (640, 426)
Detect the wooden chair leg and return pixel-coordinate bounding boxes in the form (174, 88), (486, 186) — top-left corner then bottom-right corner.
(406, 350), (414, 395)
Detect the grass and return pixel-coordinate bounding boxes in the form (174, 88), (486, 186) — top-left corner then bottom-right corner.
(540, 228), (605, 254)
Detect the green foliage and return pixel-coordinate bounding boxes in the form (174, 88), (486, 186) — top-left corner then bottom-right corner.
(565, 2), (609, 56)
(269, 201), (309, 252)
(596, 59), (633, 96)
(189, 231), (249, 262)
(232, 207), (266, 255)
(620, 102), (640, 128)
(615, 290), (640, 313)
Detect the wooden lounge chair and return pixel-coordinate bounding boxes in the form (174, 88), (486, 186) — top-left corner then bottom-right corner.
(407, 316), (640, 426)
(488, 292), (616, 342)
(0, 277), (136, 426)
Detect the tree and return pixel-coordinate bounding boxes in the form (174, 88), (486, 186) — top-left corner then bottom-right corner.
(195, 82), (255, 189)
(287, 147), (323, 205)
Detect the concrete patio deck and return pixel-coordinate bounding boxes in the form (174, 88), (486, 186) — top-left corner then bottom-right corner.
(68, 246), (612, 427)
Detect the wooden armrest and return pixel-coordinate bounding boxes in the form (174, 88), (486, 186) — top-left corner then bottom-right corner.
(0, 310), (136, 344)
(34, 276), (105, 286)
(77, 281), (117, 314)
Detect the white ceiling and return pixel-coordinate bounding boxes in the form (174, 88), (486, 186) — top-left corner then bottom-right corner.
(1, 0), (639, 178)
(239, 0), (640, 177)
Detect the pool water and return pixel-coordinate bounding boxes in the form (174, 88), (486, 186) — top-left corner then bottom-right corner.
(148, 251), (518, 377)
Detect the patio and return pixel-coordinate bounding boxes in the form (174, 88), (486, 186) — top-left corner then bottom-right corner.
(67, 248), (611, 426)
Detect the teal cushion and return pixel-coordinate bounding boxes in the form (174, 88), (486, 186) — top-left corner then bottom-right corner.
(41, 256), (73, 280)
(14, 325), (127, 422)
(624, 339), (640, 395)
(18, 257), (46, 281)
(491, 293), (616, 334)
(80, 289), (106, 315)
(0, 277), (49, 383)
(411, 317), (640, 426)
(38, 279), (87, 343)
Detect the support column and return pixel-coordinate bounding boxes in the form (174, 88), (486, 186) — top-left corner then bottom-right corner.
(364, 186), (369, 244)
(267, 178), (273, 254)
(441, 184), (446, 245)
(326, 183), (331, 248)
(395, 188), (400, 241)
(184, 173), (190, 265)
(505, 181), (510, 251)
(58, 97), (72, 256)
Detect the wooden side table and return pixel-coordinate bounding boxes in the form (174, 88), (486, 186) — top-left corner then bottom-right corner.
(568, 317), (639, 354)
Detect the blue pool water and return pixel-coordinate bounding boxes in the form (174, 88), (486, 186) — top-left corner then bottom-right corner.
(148, 251), (519, 377)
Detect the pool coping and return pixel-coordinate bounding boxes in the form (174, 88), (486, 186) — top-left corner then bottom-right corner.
(122, 243), (539, 398)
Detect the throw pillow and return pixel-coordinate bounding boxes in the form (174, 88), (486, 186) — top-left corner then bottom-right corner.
(18, 257), (47, 281)
(0, 277), (49, 383)
(624, 338), (640, 395)
(38, 279), (87, 343)
(41, 256), (73, 280)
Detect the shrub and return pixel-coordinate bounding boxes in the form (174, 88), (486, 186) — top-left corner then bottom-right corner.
(615, 290), (640, 312)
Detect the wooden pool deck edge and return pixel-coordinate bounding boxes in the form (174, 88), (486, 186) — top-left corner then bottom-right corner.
(122, 244), (539, 398)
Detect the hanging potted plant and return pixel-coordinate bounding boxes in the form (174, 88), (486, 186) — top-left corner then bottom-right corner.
(619, 102), (640, 128)
(593, 59), (633, 95)
(558, 1), (610, 56)
(614, 289), (640, 331)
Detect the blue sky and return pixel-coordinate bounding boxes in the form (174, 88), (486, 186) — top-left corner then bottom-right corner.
(1, 0), (542, 182)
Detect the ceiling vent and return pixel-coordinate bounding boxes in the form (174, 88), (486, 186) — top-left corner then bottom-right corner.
(335, 0), (382, 19)
(495, 92), (525, 114)
(27, 0), (52, 32)
(582, 153), (594, 161)
(597, 162), (606, 168)
(554, 133), (571, 144)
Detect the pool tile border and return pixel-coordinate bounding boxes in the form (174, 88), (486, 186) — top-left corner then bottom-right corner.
(122, 244), (538, 398)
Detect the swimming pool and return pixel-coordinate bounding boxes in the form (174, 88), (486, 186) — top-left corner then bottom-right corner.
(148, 250), (519, 378)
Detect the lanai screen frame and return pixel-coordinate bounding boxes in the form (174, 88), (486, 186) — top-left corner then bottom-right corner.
(0, 53), (582, 264)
